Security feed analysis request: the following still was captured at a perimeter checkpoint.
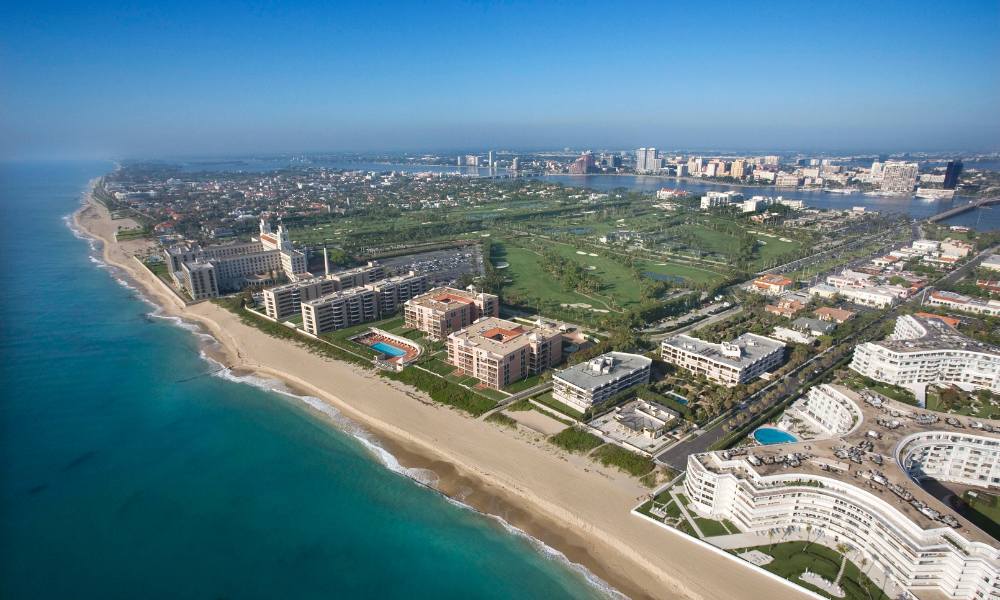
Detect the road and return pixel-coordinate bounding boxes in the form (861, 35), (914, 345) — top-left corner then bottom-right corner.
(656, 240), (996, 470)
(756, 218), (914, 278)
(933, 243), (999, 288)
(647, 304), (743, 342)
(655, 343), (838, 469)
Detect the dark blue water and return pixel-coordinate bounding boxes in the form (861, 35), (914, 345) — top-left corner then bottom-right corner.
(544, 174), (999, 231)
(162, 157), (999, 231)
(0, 161), (609, 599)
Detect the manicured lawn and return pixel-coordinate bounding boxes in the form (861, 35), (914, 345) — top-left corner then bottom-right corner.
(926, 387), (1000, 419)
(677, 223), (802, 270)
(477, 387), (510, 401)
(635, 259), (725, 286)
(753, 234), (802, 268)
(748, 542), (888, 600)
(505, 373), (544, 393)
(694, 517), (731, 537)
(422, 357), (458, 376)
(532, 391), (584, 420)
(545, 241), (644, 306)
(494, 242), (601, 308)
(506, 398), (534, 412)
(960, 491), (1000, 541)
(326, 314), (405, 342)
(841, 373), (917, 405)
(549, 427), (603, 453)
(142, 260), (169, 278)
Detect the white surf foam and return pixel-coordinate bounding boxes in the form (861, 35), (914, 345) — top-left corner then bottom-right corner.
(236, 359), (623, 596)
(199, 352), (441, 487)
(441, 493), (627, 599)
(67, 203), (624, 599)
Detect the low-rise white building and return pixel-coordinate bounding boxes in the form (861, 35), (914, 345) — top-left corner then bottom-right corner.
(926, 290), (1000, 317)
(981, 254), (1000, 272)
(661, 333), (785, 387)
(838, 286), (898, 308)
(552, 352), (652, 413)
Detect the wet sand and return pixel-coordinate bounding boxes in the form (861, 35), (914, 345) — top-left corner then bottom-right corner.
(75, 188), (808, 600)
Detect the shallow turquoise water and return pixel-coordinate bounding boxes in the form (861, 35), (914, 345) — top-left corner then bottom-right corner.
(371, 341), (406, 357)
(0, 161), (611, 599)
(753, 427), (798, 445)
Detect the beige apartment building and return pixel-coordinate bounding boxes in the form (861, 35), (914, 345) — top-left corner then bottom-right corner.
(263, 261), (386, 320)
(301, 287), (379, 336)
(404, 287), (499, 340)
(446, 317), (561, 389)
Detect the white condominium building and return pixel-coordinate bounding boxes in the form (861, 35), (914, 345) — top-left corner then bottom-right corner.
(683, 388), (999, 600)
(178, 261), (218, 301)
(660, 333), (785, 387)
(552, 352), (652, 413)
(788, 384), (864, 438)
(837, 286), (898, 308)
(850, 314), (1000, 392)
(699, 190), (744, 210)
(824, 270), (899, 308)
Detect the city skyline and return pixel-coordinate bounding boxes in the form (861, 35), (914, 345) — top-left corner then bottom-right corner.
(2, 0), (999, 159)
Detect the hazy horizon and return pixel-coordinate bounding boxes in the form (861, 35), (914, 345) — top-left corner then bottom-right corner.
(2, 0), (998, 160)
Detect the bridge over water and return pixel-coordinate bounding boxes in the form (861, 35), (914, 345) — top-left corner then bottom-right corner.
(927, 196), (1000, 223)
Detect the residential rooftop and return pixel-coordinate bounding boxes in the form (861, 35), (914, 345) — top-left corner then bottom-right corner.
(696, 384), (1000, 545)
(407, 286), (481, 311)
(554, 352), (652, 391)
(448, 316), (559, 356)
(879, 314), (999, 355)
(662, 333), (785, 368)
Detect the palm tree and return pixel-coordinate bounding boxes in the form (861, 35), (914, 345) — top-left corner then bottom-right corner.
(834, 543), (851, 587)
(859, 557), (875, 600)
(804, 524), (814, 550)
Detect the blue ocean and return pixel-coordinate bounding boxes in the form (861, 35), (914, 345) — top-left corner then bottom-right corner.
(0, 161), (611, 599)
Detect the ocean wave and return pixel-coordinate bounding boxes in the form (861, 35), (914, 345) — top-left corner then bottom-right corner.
(199, 352), (441, 487)
(442, 496), (627, 600)
(88, 255), (109, 269)
(203, 356), (619, 597)
(68, 203), (622, 599)
(63, 213), (99, 252)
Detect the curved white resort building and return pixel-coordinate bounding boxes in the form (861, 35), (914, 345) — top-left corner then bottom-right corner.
(850, 314), (1000, 393)
(684, 385), (1000, 600)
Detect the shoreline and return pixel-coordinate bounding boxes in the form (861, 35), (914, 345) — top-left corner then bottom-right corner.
(73, 185), (807, 600)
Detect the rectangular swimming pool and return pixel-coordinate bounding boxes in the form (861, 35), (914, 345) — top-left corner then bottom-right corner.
(370, 341), (406, 358)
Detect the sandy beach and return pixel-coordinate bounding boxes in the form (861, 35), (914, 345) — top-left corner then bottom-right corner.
(74, 188), (808, 600)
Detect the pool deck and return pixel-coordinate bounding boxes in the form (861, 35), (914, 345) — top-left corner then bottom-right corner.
(351, 328), (422, 365)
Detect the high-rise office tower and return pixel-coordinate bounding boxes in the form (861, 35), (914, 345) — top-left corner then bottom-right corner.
(944, 160), (963, 189)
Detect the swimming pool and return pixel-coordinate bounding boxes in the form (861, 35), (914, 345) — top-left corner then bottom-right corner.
(753, 427), (798, 445)
(371, 342), (406, 358)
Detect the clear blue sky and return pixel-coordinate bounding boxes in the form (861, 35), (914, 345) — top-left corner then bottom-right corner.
(2, 0), (998, 159)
